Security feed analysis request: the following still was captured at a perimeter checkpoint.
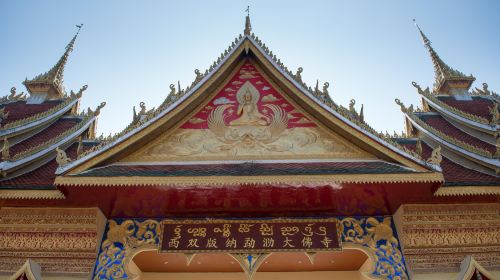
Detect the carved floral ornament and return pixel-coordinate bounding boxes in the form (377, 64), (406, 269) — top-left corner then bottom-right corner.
(93, 217), (408, 280)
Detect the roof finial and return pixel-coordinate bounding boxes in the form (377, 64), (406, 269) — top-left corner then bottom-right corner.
(412, 19), (474, 93)
(244, 6), (252, 35)
(413, 19), (431, 46)
(23, 24), (84, 98)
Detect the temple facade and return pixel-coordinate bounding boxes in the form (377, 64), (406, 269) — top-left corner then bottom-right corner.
(0, 15), (498, 280)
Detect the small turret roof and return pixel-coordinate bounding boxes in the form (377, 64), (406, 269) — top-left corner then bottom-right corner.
(414, 20), (475, 93)
(23, 25), (82, 98)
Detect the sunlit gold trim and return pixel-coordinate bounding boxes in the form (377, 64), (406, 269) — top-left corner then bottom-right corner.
(55, 172), (443, 187)
(0, 189), (65, 199)
(434, 186), (500, 196)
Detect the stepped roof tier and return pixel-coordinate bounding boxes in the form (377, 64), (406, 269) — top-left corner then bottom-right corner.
(394, 23), (500, 196)
(0, 26), (104, 199)
(397, 138), (499, 196)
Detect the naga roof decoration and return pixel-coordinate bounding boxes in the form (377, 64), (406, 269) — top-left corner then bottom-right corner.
(23, 25), (82, 99)
(55, 16), (442, 188)
(414, 20), (476, 93)
(0, 87), (26, 105)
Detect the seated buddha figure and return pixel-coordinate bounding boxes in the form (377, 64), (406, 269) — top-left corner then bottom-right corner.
(230, 87), (268, 126)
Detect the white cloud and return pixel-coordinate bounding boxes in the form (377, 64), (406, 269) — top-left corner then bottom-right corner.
(261, 94), (279, 103)
(213, 97), (235, 105)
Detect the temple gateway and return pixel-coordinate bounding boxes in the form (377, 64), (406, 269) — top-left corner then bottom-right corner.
(0, 14), (499, 280)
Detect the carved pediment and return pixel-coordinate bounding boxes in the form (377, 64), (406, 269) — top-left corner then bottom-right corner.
(123, 62), (374, 162)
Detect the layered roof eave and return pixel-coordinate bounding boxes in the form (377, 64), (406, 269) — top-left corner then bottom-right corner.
(414, 84), (498, 132)
(404, 112), (499, 169)
(0, 189), (65, 199)
(56, 34), (441, 177)
(55, 172), (444, 187)
(0, 113), (97, 174)
(0, 95), (82, 138)
(434, 186), (500, 196)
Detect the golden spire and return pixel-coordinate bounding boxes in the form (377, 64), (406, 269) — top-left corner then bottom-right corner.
(244, 6), (252, 35)
(23, 24), (83, 99)
(413, 19), (475, 93)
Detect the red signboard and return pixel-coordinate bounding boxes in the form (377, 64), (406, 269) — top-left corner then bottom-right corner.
(160, 219), (340, 253)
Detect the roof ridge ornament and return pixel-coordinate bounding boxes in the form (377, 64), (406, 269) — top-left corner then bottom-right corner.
(427, 145), (442, 166)
(56, 146), (71, 167)
(244, 6), (252, 35)
(412, 19), (475, 94)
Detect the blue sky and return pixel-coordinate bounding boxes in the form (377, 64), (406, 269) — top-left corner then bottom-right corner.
(1, 1), (499, 137)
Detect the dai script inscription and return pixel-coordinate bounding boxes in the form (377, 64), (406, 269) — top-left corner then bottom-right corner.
(160, 219), (341, 253)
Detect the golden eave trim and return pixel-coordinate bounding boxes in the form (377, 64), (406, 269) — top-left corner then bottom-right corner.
(0, 189), (65, 199)
(55, 172), (444, 187)
(434, 186), (500, 196)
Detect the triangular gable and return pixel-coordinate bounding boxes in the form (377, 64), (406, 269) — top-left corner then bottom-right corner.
(55, 34), (442, 184)
(123, 61), (373, 162)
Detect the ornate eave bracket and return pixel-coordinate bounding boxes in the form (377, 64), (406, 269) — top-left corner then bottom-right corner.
(92, 217), (408, 280)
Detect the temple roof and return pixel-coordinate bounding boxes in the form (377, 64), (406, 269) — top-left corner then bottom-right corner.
(55, 17), (441, 188)
(0, 26), (103, 199)
(395, 24), (499, 195)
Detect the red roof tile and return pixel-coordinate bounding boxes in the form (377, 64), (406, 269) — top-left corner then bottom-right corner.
(0, 144), (78, 188)
(399, 140), (500, 186)
(417, 113), (496, 154)
(8, 118), (81, 158)
(437, 96), (496, 120)
(0, 100), (63, 125)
